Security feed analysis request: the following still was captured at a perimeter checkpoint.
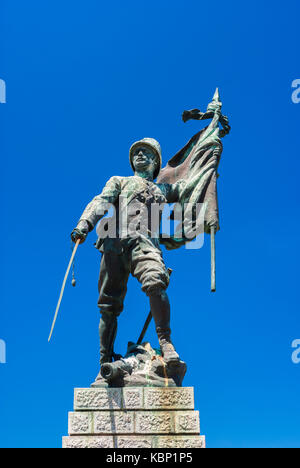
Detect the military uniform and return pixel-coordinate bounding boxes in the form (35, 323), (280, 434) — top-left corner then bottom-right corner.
(73, 138), (183, 371)
(77, 175), (184, 316)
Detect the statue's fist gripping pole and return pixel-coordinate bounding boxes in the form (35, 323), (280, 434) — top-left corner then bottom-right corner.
(48, 238), (81, 342)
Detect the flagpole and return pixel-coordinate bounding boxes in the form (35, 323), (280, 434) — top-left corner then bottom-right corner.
(211, 226), (216, 292)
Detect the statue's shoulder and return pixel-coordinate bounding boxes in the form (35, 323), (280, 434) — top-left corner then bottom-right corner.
(118, 175), (138, 186)
(106, 175), (140, 190)
(107, 175), (123, 182)
(106, 175), (130, 186)
(121, 175), (146, 185)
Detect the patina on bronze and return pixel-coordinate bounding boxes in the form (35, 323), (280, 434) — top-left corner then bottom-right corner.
(68, 89), (230, 388)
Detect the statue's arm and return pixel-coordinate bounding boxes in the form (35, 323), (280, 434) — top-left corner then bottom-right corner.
(71, 176), (121, 243)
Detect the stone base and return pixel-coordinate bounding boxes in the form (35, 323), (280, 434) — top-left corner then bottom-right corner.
(63, 435), (206, 449)
(63, 387), (205, 449)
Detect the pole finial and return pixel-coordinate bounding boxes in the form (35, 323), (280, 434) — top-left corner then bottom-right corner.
(212, 87), (220, 103)
(207, 87), (222, 112)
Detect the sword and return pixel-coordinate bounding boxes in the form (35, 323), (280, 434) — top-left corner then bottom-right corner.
(48, 239), (81, 342)
(137, 311), (152, 345)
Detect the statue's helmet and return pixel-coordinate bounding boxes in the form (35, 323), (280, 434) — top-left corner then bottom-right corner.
(129, 137), (162, 180)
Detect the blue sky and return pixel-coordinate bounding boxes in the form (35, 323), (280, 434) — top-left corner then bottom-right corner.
(0, 0), (299, 448)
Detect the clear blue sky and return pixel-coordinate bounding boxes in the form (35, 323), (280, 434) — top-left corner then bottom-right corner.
(0, 0), (299, 448)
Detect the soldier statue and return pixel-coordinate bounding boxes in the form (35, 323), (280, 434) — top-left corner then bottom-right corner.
(71, 138), (184, 384)
(49, 89), (230, 387)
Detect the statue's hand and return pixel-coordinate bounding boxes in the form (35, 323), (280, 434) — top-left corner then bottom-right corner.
(71, 224), (89, 244)
(221, 115), (229, 125)
(220, 114), (231, 137)
(207, 221), (219, 233)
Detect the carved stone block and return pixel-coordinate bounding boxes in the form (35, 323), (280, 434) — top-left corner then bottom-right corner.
(144, 387), (194, 410)
(136, 411), (175, 434)
(115, 436), (152, 448)
(62, 436), (114, 449)
(68, 412), (93, 435)
(74, 388), (122, 411)
(155, 435), (205, 448)
(174, 411), (200, 434)
(94, 411), (134, 434)
(122, 387), (144, 410)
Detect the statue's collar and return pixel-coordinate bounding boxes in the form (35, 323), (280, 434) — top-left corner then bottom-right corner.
(134, 174), (154, 183)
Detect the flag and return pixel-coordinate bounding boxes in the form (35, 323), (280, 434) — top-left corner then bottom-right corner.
(157, 89), (225, 249)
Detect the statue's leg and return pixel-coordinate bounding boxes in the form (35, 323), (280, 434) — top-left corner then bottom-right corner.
(130, 238), (180, 364)
(97, 250), (130, 366)
(149, 290), (180, 364)
(99, 313), (117, 365)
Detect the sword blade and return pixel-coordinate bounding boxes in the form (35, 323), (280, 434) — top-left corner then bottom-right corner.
(48, 239), (81, 342)
(137, 311), (152, 345)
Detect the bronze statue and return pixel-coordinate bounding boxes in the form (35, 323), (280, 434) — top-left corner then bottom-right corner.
(71, 137), (183, 386)
(50, 89), (230, 388)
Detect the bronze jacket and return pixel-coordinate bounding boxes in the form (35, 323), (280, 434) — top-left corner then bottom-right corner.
(77, 175), (185, 251)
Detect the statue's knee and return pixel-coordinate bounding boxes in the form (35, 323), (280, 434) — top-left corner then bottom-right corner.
(149, 288), (168, 301)
(158, 289), (168, 301)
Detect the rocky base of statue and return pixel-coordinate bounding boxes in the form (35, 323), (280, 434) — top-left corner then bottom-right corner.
(63, 387), (205, 448)
(91, 342), (187, 388)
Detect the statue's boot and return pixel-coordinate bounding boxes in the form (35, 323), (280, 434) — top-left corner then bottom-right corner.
(157, 327), (180, 365)
(99, 313), (118, 365)
(92, 312), (118, 386)
(150, 290), (180, 365)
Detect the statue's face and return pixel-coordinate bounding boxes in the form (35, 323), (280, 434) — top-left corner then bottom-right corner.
(132, 146), (157, 174)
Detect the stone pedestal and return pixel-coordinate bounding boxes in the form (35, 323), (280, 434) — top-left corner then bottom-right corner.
(63, 387), (206, 448)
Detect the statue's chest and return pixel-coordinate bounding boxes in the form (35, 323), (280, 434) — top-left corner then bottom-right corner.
(121, 179), (167, 206)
